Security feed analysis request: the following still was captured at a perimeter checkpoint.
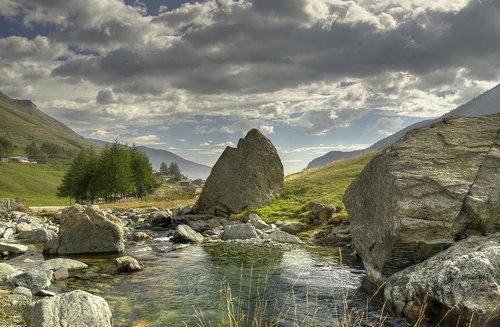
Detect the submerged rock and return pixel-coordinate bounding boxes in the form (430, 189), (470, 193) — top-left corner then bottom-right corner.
(193, 129), (284, 216)
(344, 115), (500, 283)
(115, 256), (143, 272)
(23, 290), (112, 327)
(39, 258), (88, 272)
(385, 233), (500, 327)
(44, 205), (124, 255)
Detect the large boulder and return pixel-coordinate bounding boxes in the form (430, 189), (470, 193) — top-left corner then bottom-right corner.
(344, 115), (500, 283)
(23, 290), (112, 327)
(193, 129), (284, 216)
(385, 234), (500, 327)
(43, 205), (124, 255)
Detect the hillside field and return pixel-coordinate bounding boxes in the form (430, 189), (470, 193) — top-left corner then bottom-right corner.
(254, 152), (377, 223)
(0, 162), (69, 206)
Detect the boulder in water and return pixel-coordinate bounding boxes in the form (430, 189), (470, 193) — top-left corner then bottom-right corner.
(385, 233), (500, 327)
(43, 205), (124, 255)
(344, 115), (500, 283)
(23, 290), (112, 327)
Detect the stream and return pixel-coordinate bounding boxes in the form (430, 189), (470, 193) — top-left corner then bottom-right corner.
(6, 237), (406, 327)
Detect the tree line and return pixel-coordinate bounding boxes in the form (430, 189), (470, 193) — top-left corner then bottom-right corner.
(57, 142), (159, 204)
(0, 136), (14, 157)
(159, 161), (183, 181)
(25, 141), (76, 162)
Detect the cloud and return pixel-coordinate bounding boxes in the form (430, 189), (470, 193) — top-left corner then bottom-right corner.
(95, 89), (116, 104)
(133, 134), (164, 145)
(375, 117), (405, 135)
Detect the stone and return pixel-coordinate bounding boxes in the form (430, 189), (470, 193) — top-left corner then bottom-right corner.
(193, 129), (284, 216)
(23, 290), (112, 327)
(267, 230), (304, 244)
(0, 198), (22, 212)
(13, 286), (32, 299)
(148, 211), (172, 228)
(280, 222), (306, 234)
(38, 290), (56, 297)
(14, 270), (52, 294)
(385, 234), (500, 327)
(248, 214), (271, 230)
(0, 262), (16, 279)
(39, 258), (88, 271)
(43, 204), (124, 255)
(0, 242), (28, 254)
(15, 222), (35, 239)
(115, 256), (143, 272)
(2, 227), (15, 240)
(220, 223), (259, 241)
(131, 231), (153, 242)
(53, 267), (69, 281)
(172, 224), (204, 244)
(344, 115), (500, 284)
(311, 203), (334, 220)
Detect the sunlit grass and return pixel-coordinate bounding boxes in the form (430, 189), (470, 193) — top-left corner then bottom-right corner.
(253, 152), (377, 223)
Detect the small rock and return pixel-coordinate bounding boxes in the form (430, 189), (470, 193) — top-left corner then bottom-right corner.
(131, 232), (153, 242)
(115, 256), (143, 272)
(14, 270), (52, 294)
(39, 258), (88, 271)
(0, 242), (28, 254)
(13, 286), (32, 299)
(220, 223), (259, 241)
(0, 262), (16, 279)
(38, 290), (56, 297)
(311, 203), (334, 221)
(267, 230), (304, 244)
(280, 222), (306, 234)
(53, 267), (69, 281)
(172, 224), (204, 244)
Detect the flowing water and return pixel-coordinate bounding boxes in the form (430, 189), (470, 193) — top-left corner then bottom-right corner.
(7, 238), (397, 327)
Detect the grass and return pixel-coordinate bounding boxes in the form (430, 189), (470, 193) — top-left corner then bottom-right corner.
(252, 152), (377, 223)
(0, 162), (69, 206)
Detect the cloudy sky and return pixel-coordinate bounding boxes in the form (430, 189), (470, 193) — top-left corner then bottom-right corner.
(1, 0), (499, 173)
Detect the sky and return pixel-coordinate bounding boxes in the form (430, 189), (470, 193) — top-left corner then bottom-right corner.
(0, 0), (499, 173)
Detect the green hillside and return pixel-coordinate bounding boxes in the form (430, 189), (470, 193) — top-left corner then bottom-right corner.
(0, 163), (69, 206)
(0, 91), (92, 154)
(254, 152), (377, 223)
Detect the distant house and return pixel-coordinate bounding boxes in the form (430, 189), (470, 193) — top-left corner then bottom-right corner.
(9, 156), (29, 163)
(192, 179), (205, 187)
(0, 157), (8, 163)
(179, 180), (192, 188)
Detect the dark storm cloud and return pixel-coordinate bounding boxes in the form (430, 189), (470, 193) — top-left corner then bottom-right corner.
(47, 0), (500, 96)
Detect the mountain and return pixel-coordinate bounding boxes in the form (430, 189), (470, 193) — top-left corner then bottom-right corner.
(307, 83), (500, 169)
(0, 91), (92, 152)
(87, 138), (212, 180)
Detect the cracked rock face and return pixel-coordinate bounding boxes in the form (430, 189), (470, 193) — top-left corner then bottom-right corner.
(343, 114), (500, 284)
(193, 129), (284, 216)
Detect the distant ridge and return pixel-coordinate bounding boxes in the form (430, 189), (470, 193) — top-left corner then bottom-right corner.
(87, 138), (212, 180)
(0, 91), (92, 152)
(307, 83), (500, 169)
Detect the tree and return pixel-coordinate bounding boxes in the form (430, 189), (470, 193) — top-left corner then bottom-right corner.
(130, 146), (159, 199)
(168, 162), (182, 181)
(57, 150), (91, 204)
(160, 162), (169, 175)
(24, 141), (47, 162)
(0, 136), (14, 157)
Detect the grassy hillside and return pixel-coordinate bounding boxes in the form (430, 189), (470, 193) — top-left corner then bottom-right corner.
(0, 163), (69, 206)
(0, 91), (92, 153)
(254, 152), (377, 223)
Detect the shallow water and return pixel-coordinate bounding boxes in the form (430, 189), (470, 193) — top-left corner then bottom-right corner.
(6, 239), (393, 327)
